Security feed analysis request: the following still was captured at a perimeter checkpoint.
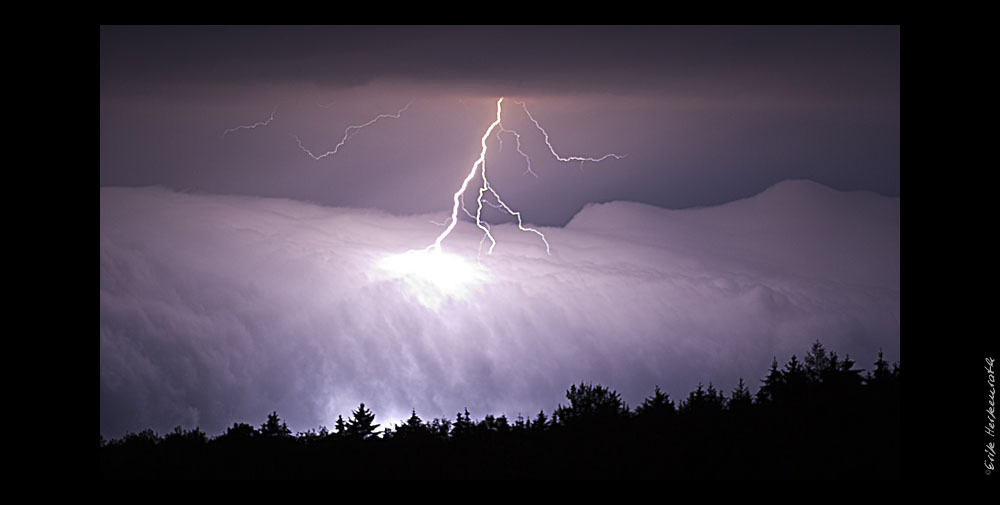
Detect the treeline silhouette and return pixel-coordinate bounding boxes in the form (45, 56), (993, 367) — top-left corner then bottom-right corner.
(99, 341), (900, 479)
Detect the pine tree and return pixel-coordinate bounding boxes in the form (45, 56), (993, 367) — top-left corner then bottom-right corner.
(334, 415), (347, 438)
(679, 383), (705, 414)
(346, 403), (380, 440)
(757, 357), (783, 404)
(634, 385), (676, 435)
(428, 418), (451, 439)
(681, 382), (725, 415)
(495, 414), (510, 434)
(395, 409), (428, 440)
(805, 340), (831, 383)
(866, 348), (892, 385)
(635, 385), (676, 417)
(223, 422), (257, 440)
(404, 409), (423, 429)
(260, 411), (291, 438)
(514, 413), (527, 431)
(781, 354), (809, 404)
(729, 377), (753, 412)
(530, 409), (549, 432)
(706, 382), (726, 410)
(452, 408), (473, 439)
(830, 353), (863, 392)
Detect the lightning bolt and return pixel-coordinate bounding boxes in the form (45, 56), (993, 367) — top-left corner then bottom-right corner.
(497, 123), (537, 178)
(514, 100), (627, 169)
(426, 97), (550, 256)
(291, 101), (413, 160)
(222, 106), (277, 136)
(424, 98), (626, 257)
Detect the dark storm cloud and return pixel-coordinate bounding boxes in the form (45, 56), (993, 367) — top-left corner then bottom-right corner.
(100, 180), (899, 439)
(100, 26), (899, 221)
(101, 25), (898, 100)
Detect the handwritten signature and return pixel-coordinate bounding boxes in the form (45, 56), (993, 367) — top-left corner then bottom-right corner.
(987, 357), (995, 475)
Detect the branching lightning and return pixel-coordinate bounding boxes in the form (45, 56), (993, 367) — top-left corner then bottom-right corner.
(514, 100), (627, 169)
(225, 97), (622, 264)
(423, 97), (624, 257)
(380, 96), (623, 305)
(424, 98), (553, 257)
(223, 107), (277, 136)
(497, 123), (537, 177)
(292, 101), (413, 160)
(426, 98), (504, 254)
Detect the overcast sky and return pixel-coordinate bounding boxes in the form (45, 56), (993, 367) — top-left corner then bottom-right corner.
(100, 25), (899, 225)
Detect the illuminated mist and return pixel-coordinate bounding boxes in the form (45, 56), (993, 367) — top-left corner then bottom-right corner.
(100, 179), (899, 438)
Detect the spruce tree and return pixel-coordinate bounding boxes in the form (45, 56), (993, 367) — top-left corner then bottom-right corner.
(346, 403), (380, 440)
(729, 377), (753, 412)
(260, 411), (291, 438)
(757, 357), (783, 404)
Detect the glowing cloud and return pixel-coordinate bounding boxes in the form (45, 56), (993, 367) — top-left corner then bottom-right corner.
(377, 249), (491, 309)
(99, 181), (900, 439)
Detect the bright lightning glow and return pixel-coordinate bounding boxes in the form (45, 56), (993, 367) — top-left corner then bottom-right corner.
(379, 96), (624, 305)
(223, 107), (277, 136)
(378, 249), (490, 309)
(292, 101), (413, 160)
(514, 101), (627, 168)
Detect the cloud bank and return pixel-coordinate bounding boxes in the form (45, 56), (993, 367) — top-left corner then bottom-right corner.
(100, 180), (899, 438)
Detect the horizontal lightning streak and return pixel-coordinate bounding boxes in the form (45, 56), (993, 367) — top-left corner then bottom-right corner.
(222, 107), (277, 136)
(514, 101), (627, 168)
(292, 101), (413, 160)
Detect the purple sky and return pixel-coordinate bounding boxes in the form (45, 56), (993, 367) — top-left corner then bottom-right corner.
(100, 26), (900, 438)
(100, 25), (898, 225)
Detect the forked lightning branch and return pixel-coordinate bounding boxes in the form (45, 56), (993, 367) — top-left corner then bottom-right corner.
(227, 97), (624, 257)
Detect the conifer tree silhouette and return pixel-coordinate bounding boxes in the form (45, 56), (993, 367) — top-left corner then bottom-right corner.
(222, 422), (257, 441)
(99, 341), (900, 479)
(346, 403), (379, 439)
(428, 417), (451, 439)
(867, 348), (892, 385)
(554, 382), (628, 426)
(530, 409), (549, 432)
(804, 340), (831, 383)
(728, 377), (753, 412)
(395, 409), (430, 440)
(260, 411), (291, 438)
(635, 385), (676, 417)
(757, 357), (783, 404)
(452, 408), (473, 439)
